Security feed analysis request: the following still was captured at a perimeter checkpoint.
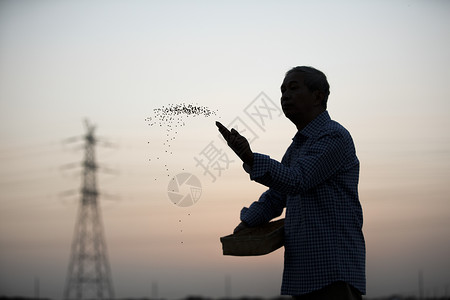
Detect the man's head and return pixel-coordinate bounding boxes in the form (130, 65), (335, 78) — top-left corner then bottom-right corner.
(285, 66), (330, 108)
(281, 66), (330, 130)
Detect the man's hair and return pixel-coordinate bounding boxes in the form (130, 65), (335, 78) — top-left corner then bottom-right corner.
(286, 66), (330, 109)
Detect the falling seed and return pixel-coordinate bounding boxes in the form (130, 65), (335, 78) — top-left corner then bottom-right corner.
(145, 103), (218, 178)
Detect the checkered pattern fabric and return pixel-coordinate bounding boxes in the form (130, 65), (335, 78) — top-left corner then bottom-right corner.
(240, 111), (366, 296)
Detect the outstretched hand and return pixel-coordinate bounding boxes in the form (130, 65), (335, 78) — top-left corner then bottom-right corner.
(216, 121), (254, 167)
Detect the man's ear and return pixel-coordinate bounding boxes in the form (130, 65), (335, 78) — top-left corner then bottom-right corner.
(313, 90), (325, 107)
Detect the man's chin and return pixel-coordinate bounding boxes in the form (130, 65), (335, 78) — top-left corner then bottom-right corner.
(283, 111), (295, 121)
(282, 109), (291, 118)
(284, 114), (302, 126)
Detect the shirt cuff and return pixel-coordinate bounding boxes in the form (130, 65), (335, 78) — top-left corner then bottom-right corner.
(242, 162), (252, 174)
(249, 153), (271, 181)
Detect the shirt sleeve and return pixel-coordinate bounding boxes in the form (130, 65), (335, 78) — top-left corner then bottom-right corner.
(250, 131), (350, 195)
(240, 188), (286, 227)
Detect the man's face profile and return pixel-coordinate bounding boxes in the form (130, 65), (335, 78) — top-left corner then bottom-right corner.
(280, 72), (318, 127)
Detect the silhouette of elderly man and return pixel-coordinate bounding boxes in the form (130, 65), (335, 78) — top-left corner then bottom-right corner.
(216, 66), (365, 299)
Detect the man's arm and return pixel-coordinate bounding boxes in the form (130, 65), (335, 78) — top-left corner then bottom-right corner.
(233, 188), (286, 233)
(216, 121), (286, 231)
(250, 132), (353, 195)
(216, 121), (353, 195)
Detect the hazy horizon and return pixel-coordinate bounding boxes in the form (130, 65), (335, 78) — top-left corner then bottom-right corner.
(1, 1), (450, 299)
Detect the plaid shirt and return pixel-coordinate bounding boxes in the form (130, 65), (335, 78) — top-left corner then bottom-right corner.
(240, 111), (366, 296)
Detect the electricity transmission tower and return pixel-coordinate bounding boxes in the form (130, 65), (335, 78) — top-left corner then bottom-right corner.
(63, 120), (115, 300)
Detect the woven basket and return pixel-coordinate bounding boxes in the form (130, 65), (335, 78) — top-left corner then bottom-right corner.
(220, 219), (285, 256)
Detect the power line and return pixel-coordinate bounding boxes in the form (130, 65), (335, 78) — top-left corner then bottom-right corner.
(0, 141), (61, 160)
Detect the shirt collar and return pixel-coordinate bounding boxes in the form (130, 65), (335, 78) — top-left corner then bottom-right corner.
(292, 110), (330, 142)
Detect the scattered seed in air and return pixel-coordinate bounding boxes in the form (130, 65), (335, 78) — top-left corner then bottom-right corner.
(145, 103), (218, 136)
(145, 103), (218, 177)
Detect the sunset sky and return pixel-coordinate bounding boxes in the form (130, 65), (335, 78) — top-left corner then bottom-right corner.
(1, 0), (450, 299)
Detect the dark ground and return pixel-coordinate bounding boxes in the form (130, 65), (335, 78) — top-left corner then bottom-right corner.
(1, 296), (450, 300)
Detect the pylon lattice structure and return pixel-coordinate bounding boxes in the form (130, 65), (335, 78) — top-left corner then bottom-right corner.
(64, 121), (115, 300)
